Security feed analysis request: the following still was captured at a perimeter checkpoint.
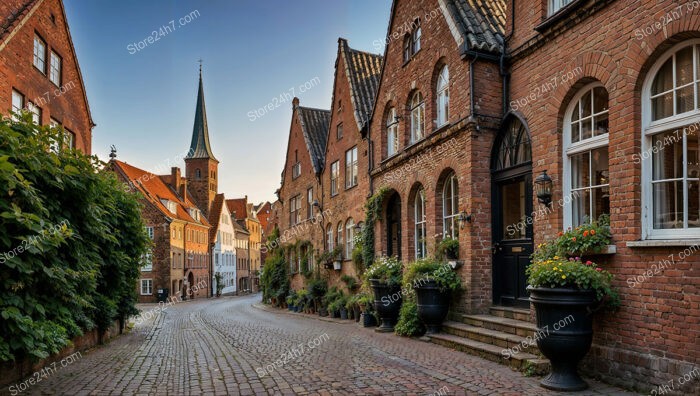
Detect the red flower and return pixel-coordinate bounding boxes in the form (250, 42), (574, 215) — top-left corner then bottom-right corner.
(585, 260), (593, 266)
(583, 230), (590, 237)
(558, 231), (563, 237)
(591, 230), (596, 236)
(595, 267), (602, 272)
(572, 237), (577, 242)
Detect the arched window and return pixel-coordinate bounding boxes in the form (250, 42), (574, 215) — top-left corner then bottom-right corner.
(443, 173), (459, 239)
(326, 224), (334, 250)
(345, 218), (355, 258)
(436, 66), (449, 127)
(493, 118), (531, 170)
(412, 20), (421, 54)
(414, 189), (426, 259)
(563, 83), (610, 227)
(337, 222), (343, 256)
(387, 107), (399, 157)
(410, 92), (425, 143)
(643, 40), (700, 238)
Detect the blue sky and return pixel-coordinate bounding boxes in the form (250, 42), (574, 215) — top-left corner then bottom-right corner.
(63, 0), (392, 204)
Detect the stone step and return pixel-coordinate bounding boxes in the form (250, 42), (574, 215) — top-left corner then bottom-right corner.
(489, 306), (532, 322)
(429, 333), (549, 375)
(461, 314), (538, 338)
(441, 321), (540, 356)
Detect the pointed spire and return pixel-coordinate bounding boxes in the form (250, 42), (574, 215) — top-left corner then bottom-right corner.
(186, 62), (217, 161)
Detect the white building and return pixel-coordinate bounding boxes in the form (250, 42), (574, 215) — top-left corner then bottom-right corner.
(210, 194), (236, 295)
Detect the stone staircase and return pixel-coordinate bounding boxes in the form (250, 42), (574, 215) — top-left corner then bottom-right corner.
(429, 306), (550, 374)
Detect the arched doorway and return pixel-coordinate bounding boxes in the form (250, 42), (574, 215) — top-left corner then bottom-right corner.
(385, 192), (402, 260)
(491, 115), (533, 308)
(187, 272), (195, 299)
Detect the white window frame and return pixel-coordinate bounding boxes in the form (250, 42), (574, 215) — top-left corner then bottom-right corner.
(140, 279), (153, 295)
(410, 92), (425, 143)
(549, 0), (575, 16)
(145, 226), (154, 239)
(437, 66), (449, 127)
(642, 39), (700, 239)
(387, 107), (399, 157)
(33, 35), (46, 73)
(141, 251), (153, 272)
(412, 22), (421, 54)
(292, 162), (301, 179)
(11, 90), (24, 119)
(415, 189), (426, 259)
(345, 218), (354, 258)
(443, 173), (459, 239)
(50, 51), (61, 86)
(562, 82), (610, 229)
(327, 225), (334, 250)
(337, 223), (343, 256)
(27, 102), (41, 124)
(330, 161), (339, 196)
(345, 146), (358, 189)
(307, 187), (314, 219)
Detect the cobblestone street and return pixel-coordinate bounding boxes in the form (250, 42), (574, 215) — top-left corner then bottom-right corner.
(2, 294), (639, 396)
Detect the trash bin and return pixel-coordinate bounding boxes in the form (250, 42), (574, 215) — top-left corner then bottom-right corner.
(156, 288), (169, 303)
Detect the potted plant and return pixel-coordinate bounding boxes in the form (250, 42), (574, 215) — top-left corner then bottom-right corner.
(346, 295), (361, 322)
(331, 246), (343, 270)
(405, 258), (462, 335)
(356, 293), (377, 327)
(297, 289), (310, 313)
(286, 291), (297, 311)
(338, 295), (349, 319)
(365, 256), (403, 332)
(528, 236), (619, 391)
(214, 272), (223, 297)
(306, 278), (327, 313)
(436, 237), (459, 260)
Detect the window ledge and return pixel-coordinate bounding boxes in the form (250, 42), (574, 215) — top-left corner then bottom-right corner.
(627, 240), (700, 248)
(582, 245), (616, 255)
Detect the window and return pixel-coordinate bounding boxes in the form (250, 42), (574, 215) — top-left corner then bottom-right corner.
(493, 118), (532, 170)
(195, 169), (201, 179)
(289, 194), (301, 225)
(11, 90), (24, 119)
(33, 35), (46, 73)
(49, 51), (61, 86)
(443, 173), (459, 239)
(292, 162), (301, 179)
(337, 222), (343, 256)
(345, 219), (355, 258)
(414, 189), (426, 259)
(27, 102), (41, 124)
(327, 224), (334, 250)
(563, 83), (610, 227)
(64, 129), (75, 150)
(330, 161), (339, 196)
(141, 251), (153, 272)
(642, 41), (700, 238)
(140, 279), (153, 295)
(410, 92), (425, 143)
(307, 187), (314, 219)
(145, 226), (154, 239)
(345, 147), (358, 188)
(437, 66), (449, 126)
(387, 107), (399, 157)
(337, 123), (343, 140)
(412, 21), (421, 54)
(549, 0), (575, 16)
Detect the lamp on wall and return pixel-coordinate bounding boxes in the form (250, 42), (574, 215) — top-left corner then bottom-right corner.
(535, 170), (553, 207)
(458, 211), (472, 229)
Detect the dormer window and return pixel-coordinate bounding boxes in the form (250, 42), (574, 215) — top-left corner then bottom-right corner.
(161, 199), (177, 214)
(189, 208), (201, 221)
(549, 0), (575, 16)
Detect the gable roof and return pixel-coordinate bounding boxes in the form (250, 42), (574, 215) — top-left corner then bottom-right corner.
(208, 193), (225, 244)
(442, 0), (506, 54)
(226, 198), (248, 221)
(296, 105), (331, 174)
(1, 0), (95, 128)
(338, 38), (383, 131)
(186, 69), (218, 161)
(112, 160), (210, 227)
(232, 219), (250, 236)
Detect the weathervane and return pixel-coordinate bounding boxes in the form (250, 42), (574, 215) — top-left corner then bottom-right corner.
(109, 145), (117, 160)
(198, 59), (203, 75)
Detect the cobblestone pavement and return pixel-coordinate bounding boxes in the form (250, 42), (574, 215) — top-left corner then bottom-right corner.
(4, 294), (640, 396)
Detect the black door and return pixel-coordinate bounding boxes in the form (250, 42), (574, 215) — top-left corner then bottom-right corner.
(386, 193), (401, 259)
(492, 173), (533, 308)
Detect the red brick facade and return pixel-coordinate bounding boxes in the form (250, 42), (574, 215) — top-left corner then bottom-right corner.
(0, 0), (93, 153)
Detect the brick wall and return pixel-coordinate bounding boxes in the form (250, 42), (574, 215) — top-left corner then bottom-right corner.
(0, 0), (93, 153)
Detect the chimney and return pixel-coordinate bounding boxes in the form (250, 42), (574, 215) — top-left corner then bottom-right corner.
(292, 97), (299, 108)
(180, 176), (187, 199)
(171, 167), (181, 191)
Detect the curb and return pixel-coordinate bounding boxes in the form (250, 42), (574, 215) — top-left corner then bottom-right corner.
(252, 303), (356, 325)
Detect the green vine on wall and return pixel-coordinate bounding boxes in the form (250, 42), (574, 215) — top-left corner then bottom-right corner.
(361, 187), (389, 269)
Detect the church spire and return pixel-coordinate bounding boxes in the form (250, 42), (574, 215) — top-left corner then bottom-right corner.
(186, 63), (217, 161)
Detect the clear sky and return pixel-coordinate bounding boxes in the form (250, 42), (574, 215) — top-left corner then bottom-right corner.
(63, 0), (392, 204)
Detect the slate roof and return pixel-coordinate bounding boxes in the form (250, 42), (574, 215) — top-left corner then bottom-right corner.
(339, 38), (383, 131)
(208, 193), (225, 244)
(226, 198), (248, 221)
(186, 70), (218, 161)
(442, 0), (506, 54)
(296, 106), (330, 174)
(232, 220), (250, 235)
(0, 0), (36, 43)
(112, 160), (210, 227)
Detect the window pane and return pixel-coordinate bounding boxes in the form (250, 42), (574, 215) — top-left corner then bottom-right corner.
(571, 121), (580, 143)
(689, 129), (700, 178)
(591, 186), (610, 221)
(581, 117), (593, 140)
(677, 85), (695, 114)
(652, 131), (683, 180)
(653, 181), (684, 229)
(652, 59), (674, 95)
(591, 147), (609, 186)
(581, 90), (592, 118)
(571, 102), (580, 121)
(572, 188), (591, 226)
(593, 87), (608, 114)
(690, 180), (700, 228)
(501, 181), (526, 239)
(594, 113), (609, 136)
(571, 151), (590, 189)
(652, 93), (674, 121)
(676, 46), (694, 86)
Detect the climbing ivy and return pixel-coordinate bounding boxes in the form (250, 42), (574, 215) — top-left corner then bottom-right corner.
(361, 187), (389, 269)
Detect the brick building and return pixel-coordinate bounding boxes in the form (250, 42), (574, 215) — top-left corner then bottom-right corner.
(0, 0), (94, 153)
(233, 219), (251, 293)
(227, 197), (263, 291)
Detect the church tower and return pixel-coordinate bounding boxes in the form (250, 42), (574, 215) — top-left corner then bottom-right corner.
(185, 66), (218, 217)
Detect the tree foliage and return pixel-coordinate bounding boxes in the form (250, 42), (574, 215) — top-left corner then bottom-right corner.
(0, 115), (149, 362)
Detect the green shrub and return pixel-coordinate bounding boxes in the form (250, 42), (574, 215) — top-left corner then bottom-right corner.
(364, 256), (403, 287)
(435, 237), (459, 260)
(260, 246), (289, 306)
(394, 294), (425, 337)
(340, 274), (359, 291)
(404, 258), (461, 293)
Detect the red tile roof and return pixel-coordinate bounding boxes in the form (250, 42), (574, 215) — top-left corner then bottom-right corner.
(112, 160), (210, 227)
(226, 198), (248, 221)
(208, 193), (225, 244)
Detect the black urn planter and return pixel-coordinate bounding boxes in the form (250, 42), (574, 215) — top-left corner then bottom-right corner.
(414, 280), (451, 335)
(370, 279), (402, 332)
(353, 305), (361, 322)
(340, 308), (348, 320)
(529, 287), (596, 392)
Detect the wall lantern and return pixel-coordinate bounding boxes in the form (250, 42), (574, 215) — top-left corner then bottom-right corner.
(535, 170), (553, 207)
(458, 211), (472, 229)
